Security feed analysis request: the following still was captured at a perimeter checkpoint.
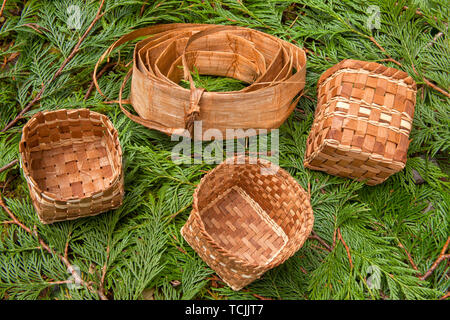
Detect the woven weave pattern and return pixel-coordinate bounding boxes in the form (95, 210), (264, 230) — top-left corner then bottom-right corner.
(181, 156), (314, 291)
(304, 59), (417, 185)
(19, 109), (124, 224)
(202, 186), (288, 266)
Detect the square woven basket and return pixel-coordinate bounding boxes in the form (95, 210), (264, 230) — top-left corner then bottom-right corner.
(181, 156), (314, 291)
(304, 59), (417, 185)
(19, 109), (124, 224)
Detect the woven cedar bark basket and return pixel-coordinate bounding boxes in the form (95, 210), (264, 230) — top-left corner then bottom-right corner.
(94, 23), (307, 140)
(19, 109), (124, 224)
(304, 59), (417, 185)
(181, 156), (314, 290)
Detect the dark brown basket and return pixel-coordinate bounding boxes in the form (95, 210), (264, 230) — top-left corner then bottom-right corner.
(304, 59), (417, 185)
(181, 156), (314, 290)
(19, 109), (124, 224)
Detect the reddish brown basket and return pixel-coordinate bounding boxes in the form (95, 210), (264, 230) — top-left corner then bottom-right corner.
(181, 156), (314, 290)
(19, 109), (124, 224)
(304, 59), (417, 185)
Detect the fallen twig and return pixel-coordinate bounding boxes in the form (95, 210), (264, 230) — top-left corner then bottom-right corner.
(309, 230), (332, 252)
(367, 36), (450, 98)
(1, 52), (19, 69)
(99, 244), (110, 298)
(412, 64), (450, 98)
(0, 0), (6, 19)
(84, 62), (115, 100)
(440, 291), (450, 300)
(369, 37), (402, 67)
(140, 0), (148, 16)
(337, 228), (353, 269)
(0, 194), (107, 300)
(252, 293), (273, 300)
(0, 159), (18, 175)
(398, 240), (419, 272)
(63, 231), (72, 261)
(420, 236), (450, 281)
(1, 0), (106, 132)
(22, 23), (48, 34)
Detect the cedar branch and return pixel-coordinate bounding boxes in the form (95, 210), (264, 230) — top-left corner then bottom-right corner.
(367, 36), (450, 98)
(412, 64), (450, 98)
(1, 0), (106, 132)
(0, 194), (107, 300)
(420, 236), (450, 281)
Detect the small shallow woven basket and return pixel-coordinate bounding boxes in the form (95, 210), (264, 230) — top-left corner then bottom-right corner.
(181, 156), (314, 290)
(19, 109), (124, 224)
(304, 59), (417, 185)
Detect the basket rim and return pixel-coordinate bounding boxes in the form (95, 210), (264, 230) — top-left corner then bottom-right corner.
(317, 59), (417, 89)
(190, 155), (314, 270)
(19, 108), (123, 202)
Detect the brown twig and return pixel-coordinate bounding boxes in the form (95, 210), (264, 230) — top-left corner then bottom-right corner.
(63, 231), (72, 261)
(332, 228), (337, 249)
(252, 293), (273, 300)
(0, 0), (6, 18)
(1, 51), (19, 69)
(1, 0), (106, 132)
(412, 64), (450, 98)
(0, 194), (107, 300)
(440, 291), (450, 300)
(420, 236), (450, 281)
(398, 240), (419, 272)
(140, 0), (148, 16)
(337, 228), (353, 269)
(22, 23), (48, 34)
(309, 230), (332, 252)
(367, 36), (450, 98)
(0, 159), (18, 175)
(84, 62), (115, 100)
(99, 244), (110, 298)
(369, 37), (402, 67)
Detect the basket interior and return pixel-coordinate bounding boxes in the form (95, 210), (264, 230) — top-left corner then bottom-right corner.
(201, 186), (288, 266)
(23, 111), (120, 200)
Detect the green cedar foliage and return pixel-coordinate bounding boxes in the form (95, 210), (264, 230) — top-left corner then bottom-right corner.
(0, 0), (448, 300)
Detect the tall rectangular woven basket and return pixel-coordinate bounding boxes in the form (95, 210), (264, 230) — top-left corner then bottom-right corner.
(304, 59), (417, 185)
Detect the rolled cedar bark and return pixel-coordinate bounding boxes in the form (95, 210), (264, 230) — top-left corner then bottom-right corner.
(94, 24), (307, 140)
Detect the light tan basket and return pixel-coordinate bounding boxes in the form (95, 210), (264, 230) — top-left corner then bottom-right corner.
(304, 59), (417, 185)
(94, 23), (307, 140)
(19, 109), (124, 224)
(181, 156), (314, 290)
